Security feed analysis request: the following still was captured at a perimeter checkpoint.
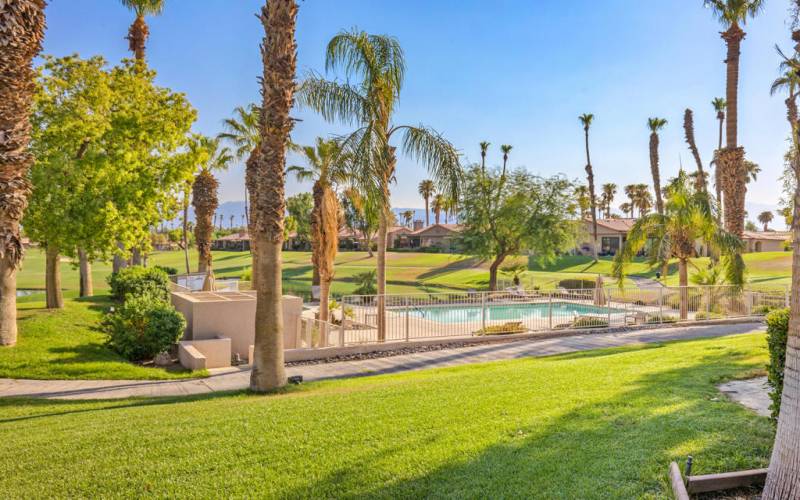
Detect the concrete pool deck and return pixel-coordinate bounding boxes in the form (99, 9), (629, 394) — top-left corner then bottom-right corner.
(0, 322), (763, 400)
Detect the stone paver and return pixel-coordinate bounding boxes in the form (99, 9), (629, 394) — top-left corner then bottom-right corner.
(0, 322), (763, 400)
(718, 376), (771, 417)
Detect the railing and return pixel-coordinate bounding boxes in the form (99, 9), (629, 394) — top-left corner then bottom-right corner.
(337, 285), (786, 346)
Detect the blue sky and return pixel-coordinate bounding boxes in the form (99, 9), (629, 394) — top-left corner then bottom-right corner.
(43, 0), (794, 225)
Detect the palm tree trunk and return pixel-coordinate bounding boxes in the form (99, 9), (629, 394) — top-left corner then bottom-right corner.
(424, 196), (429, 226)
(715, 115), (724, 224)
(0, 0), (46, 344)
(376, 207), (388, 342)
(649, 132), (664, 215)
(720, 23), (746, 237)
(246, 148), (259, 289)
(182, 193), (190, 275)
(678, 258), (688, 320)
(127, 14), (148, 63)
(78, 248), (93, 297)
(45, 245), (63, 310)
(584, 129), (598, 262)
(249, 0), (296, 392)
(312, 182), (338, 322)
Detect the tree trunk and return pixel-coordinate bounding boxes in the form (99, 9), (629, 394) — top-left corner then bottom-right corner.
(249, 0), (296, 392)
(131, 247), (142, 266)
(424, 197), (429, 226)
(721, 24), (746, 237)
(489, 252), (507, 291)
(0, 256), (18, 346)
(376, 207), (388, 342)
(649, 132), (664, 215)
(312, 182), (338, 322)
(127, 15), (148, 63)
(715, 114), (724, 224)
(45, 245), (63, 310)
(112, 242), (128, 273)
(78, 248), (93, 297)
(182, 193), (190, 275)
(584, 129), (598, 262)
(678, 258), (688, 320)
(250, 239), (286, 390)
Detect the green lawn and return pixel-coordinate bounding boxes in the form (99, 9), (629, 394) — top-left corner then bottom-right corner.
(0, 333), (773, 498)
(0, 293), (204, 380)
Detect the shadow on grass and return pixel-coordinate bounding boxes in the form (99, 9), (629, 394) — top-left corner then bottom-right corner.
(274, 347), (774, 498)
(416, 257), (485, 281)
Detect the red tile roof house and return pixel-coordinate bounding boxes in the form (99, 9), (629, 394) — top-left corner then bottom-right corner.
(406, 224), (463, 251)
(741, 230), (791, 253)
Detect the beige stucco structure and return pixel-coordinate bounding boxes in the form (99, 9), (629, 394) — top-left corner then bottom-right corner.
(171, 291), (303, 369)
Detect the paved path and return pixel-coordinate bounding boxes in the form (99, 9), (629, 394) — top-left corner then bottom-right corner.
(628, 275), (665, 289)
(0, 322), (762, 400)
(718, 376), (771, 417)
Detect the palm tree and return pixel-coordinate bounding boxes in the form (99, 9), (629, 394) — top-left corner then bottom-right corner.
(704, 0), (764, 237)
(298, 29), (462, 342)
(619, 202), (633, 218)
(432, 194), (445, 225)
(120, 0), (164, 63)
(711, 97), (727, 222)
(401, 210), (414, 228)
(624, 184), (638, 217)
(683, 109), (707, 193)
(417, 179), (435, 226)
(744, 159), (760, 183)
(500, 144), (512, 177)
(757, 210), (774, 231)
(575, 185), (590, 218)
(0, 1), (46, 346)
(288, 137), (349, 323)
(632, 184), (653, 217)
(480, 141), (490, 172)
(647, 117), (667, 215)
(192, 137), (232, 290)
(579, 113), (598, 261)
(601, 183), (617, 218)
(249, 0), (298, 392)
(614, 171), (743, 319)
(219, 104), (260, 231)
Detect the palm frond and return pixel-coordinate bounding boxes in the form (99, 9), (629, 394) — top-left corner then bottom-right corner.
(120, 0), (164, 16)
(394, 125), (462, 201)
(296, 76), (370, 126)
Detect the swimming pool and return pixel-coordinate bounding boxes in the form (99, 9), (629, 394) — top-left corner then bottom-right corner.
(404, 302), (621, 324)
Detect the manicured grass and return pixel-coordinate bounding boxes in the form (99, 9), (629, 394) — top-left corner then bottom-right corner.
(0, 333), (773, 498)
(0, 294), (204, 380)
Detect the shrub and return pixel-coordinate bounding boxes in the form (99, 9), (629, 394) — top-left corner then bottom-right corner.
(766, 308), (790, 421)
(571, 316), (609, 328)
(477, 321), (526, 335)
(353, 270), (377, 296)
(240, 268), (252, 281)
(557, 278), (595, 290)
(103, 294), (186, 361)
(753, 304), (776, 316)
(645, 314), (677, 324)
(694, 311), (722, 320)
(108, 266), (170, 302)
(153, 265), (178, 276)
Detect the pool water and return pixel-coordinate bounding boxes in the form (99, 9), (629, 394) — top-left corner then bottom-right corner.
(405, 302), (620, 324)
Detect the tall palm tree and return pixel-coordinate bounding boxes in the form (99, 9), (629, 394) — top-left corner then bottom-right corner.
(624, 184), (638, 217)
(249, 0), (298, 392)
(601, 183), (617, 218)
(632, 183), (653, 217)
(191, 137), (232, 290)
(647, 117), (667, 215)
(417, 179), (435, 227)
(401, 210), (414, 228)
(619, 202), (633, 218)
(432, 194), (445, 225)
(298, 29), (462, 342)
(219, 104), (260, 231)
(683, 109), (707, 193)
(614, 171), (743, 319)
(762, 13), (800, 496)
(500, 144), (512, 177)
(711, 97), (727, 219)
(704, 0), (764, 237)
(288, 137), (348, 323)
(0, 1), (46, 346)
(120, 0), (164, 63)
(479, 141), (490, 172)
(757, 210), (774, 231)
(578, 113), (598, 261)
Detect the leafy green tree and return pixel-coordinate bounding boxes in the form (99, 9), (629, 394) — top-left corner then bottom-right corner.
(286, 192), (313, 248)
(460, 165), (579, 291)
(613, 171), (744, 319)
(298, 29), (462, 342)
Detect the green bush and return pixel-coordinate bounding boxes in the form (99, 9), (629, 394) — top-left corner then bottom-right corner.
(753, 304), (776, 316)
(645, 314), (678, 324)
(108, 266), (170, 302)
(476, 321), (526, 335)
(240, 268), (252, 281)
(103, 294), (186, 361)
(557, 278), (595, 290)
(766, 308), (790, 421)
(571, 316), (609, 328)
(353, 270), (377, 296)
(694, 311), (723, 320)
(153, 265), (178, 276)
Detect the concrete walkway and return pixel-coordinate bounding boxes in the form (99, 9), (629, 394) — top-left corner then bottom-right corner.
(628, 275), (665, 289)
(0, 322), (762, 400)
(718, 376), (771, 417)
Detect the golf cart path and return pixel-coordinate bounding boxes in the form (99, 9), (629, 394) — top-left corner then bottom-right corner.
(0, 322), (762, 400)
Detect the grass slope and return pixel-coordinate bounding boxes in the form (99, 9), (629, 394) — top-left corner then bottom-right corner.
(0, 333), (773, 498)
(0, 294), (203, 380)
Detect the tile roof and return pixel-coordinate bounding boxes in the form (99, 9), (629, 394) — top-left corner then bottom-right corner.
(742, 231), (791, 241)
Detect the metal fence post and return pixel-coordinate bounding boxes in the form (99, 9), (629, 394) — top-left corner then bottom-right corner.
(481, 292), (487, 332)
(404, 296), (410, 342)
(658, 287), (664, 324)
(705, 287), (710, 319)
(548, 294), (553, 330)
